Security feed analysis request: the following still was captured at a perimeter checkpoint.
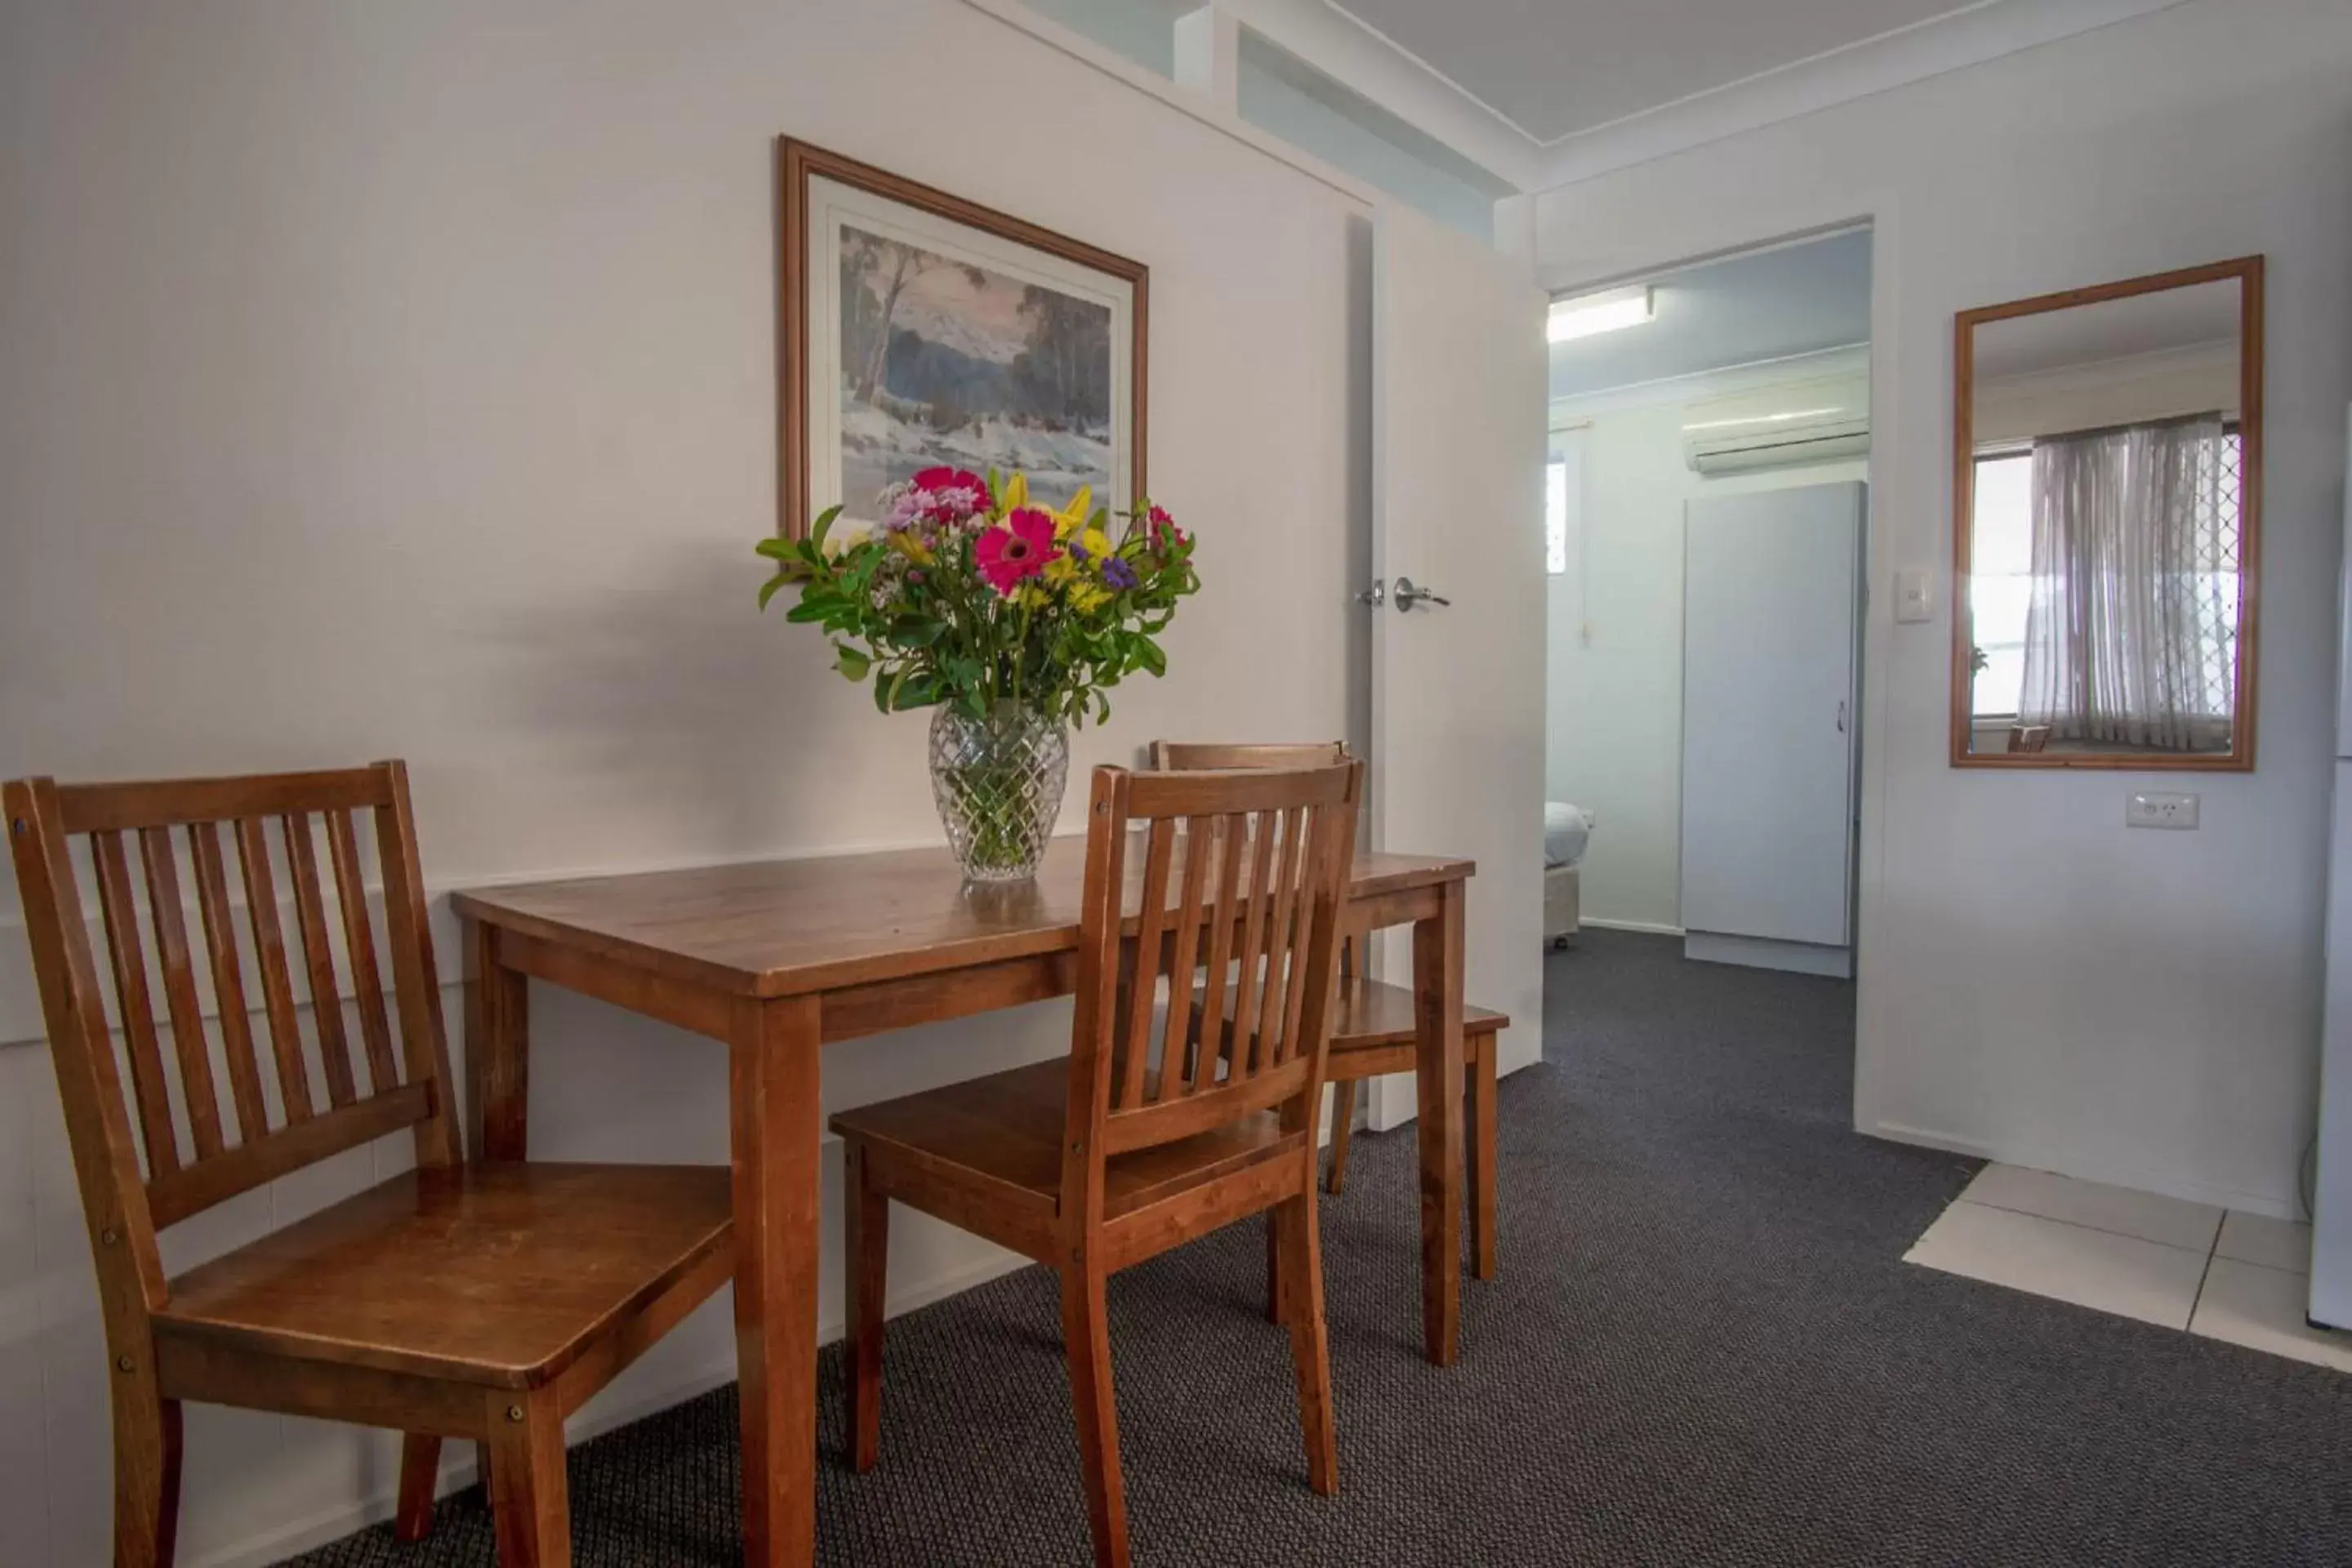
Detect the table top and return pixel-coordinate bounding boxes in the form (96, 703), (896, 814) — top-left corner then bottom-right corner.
(452, 838), (1473, 999)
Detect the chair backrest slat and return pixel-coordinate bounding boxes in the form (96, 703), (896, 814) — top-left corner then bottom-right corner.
(90, 831), (180, 1177)
(1194, 812), (1246, 1088)
(188, 819), (272, 1143)
(1067, 762), (1360, 1177)
(1226, 807), (1279, 1076)
(1116, 819), (1175, 1112)
(282, 813), (359, 1108)
(236, 816), (315, 1124)
(6, 762), (452, 1312)
(1163, 814), (1214, 1095)
(327, 806), (401, 1096)
(139, 825), (225, 1160)
(1258, 806), (1309, 1067)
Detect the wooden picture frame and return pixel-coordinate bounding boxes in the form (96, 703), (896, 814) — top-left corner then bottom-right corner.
(776, 137), (1149, 540)
(1949, 254), (2265, 770)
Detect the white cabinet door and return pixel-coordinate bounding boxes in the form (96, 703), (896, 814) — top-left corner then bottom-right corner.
(1365, 203), (1548, 1128)
(1680, 483), (1864, 948)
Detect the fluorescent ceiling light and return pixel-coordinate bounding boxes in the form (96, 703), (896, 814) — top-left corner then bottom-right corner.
(1548, 286), (1653, 344)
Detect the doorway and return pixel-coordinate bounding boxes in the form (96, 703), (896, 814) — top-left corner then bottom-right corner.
(1543, 228), (1872, 978)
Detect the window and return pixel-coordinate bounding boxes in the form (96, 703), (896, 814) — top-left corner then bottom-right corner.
(1967, 450), (2033, 718)
(1545, 460), (1569, 575)
(1969, 429), (2243, 721)
(1547, 426), (1584, 579)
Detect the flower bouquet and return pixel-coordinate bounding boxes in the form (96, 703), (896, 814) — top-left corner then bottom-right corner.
(757, 467), (1199, 880)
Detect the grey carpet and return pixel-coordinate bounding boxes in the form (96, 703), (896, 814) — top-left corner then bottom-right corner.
(287, 929), (2352, 1566)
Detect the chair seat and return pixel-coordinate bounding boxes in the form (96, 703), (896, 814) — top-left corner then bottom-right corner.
(1193, 976), (1506, 1053)
(830, 1058), (1298, 1223)
(156, 1162), (733, 1390)
(1325, 977), (1508, 1052)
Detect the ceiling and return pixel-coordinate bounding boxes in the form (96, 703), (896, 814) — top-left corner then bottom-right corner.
(1550, 228), (1873, 400)
(1973, 279), (2242, 381)
(1330, 0), (1982, 142)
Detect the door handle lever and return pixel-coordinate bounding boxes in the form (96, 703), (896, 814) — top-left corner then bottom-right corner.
(1394, 577), (1450, 612)
(1356, 580), (1386, 608)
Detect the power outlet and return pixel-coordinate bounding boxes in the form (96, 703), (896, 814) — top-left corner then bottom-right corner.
(2127, 791), (2200, 831)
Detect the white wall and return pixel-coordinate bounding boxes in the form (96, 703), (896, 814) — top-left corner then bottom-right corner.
(0, 2), (1387, 1563)
(1534, 0), (2352, 1215)
(1548, 374), (1865, 930)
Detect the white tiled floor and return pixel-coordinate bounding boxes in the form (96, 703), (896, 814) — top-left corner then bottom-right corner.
(1904, 1163), (2350, 1373)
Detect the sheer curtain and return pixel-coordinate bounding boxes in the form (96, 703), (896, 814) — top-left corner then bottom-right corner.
(2017, 414), (2233, 749)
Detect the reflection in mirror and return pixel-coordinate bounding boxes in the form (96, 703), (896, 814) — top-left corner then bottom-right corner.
(1953, 259), (2261, 768)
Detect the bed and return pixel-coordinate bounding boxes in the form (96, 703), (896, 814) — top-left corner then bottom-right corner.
(1545, 802), (1593, 947)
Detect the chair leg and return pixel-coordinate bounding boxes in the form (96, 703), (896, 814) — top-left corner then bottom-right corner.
(1058, 1261), (1130, 1568)
(844, 1141), (889, 1473)
(394, 1433), (441, 1541)
(1325, 1079), (1356, 1196)
(1271, 1192), (1339, 1496)
(486, 1392), (571, 1568)
(113, 1383), (181, 1568)
(1468, 1041), (1499, 1281)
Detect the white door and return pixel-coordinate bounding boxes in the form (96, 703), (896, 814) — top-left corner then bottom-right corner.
(1679, 482), (1864, 950)
(1365, 203), (1549, 1129)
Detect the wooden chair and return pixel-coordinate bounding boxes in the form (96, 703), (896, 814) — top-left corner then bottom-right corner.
(1152, 742), (1504, 1284)
(2007, 724), (2053, 754)
(4, 762), (734, 1568)
(832, 760), (1362, 1568)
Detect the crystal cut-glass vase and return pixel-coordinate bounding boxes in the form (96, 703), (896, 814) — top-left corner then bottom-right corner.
(929, 702), (1070, 882)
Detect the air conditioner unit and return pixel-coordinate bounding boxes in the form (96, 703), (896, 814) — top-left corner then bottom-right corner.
(1683, 372), (1869, 477)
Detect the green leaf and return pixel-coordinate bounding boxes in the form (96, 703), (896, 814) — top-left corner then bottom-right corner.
(833, 644), (872, 681)
(1133, 639), (1166, 678)
(758, 573), (792, 610)
(811, 504), (844, 551)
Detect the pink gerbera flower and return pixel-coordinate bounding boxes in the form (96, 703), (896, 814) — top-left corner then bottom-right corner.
(911, 466), (991, 525)
(975, 507), (1058, 596)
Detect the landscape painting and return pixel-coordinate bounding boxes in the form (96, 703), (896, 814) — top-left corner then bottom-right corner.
(836, 226), (1113, 523)
(779, 139), (1148, 541)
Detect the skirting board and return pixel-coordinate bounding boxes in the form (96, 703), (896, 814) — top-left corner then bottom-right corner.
(183, 1248), (1036, 1568)
(1872, 1118), (2300, 1223)
(1686, 930), (1851, 978)
(1579, 917), (1686, 937)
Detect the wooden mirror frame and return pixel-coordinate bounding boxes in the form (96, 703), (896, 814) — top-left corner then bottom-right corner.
(1949, 255), (2265, 771)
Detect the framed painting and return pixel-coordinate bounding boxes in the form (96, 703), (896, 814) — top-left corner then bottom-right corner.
(777, 137), (1149, 539)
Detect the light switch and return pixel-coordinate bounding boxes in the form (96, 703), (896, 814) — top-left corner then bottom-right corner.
(1893, 569), (1934, 624)
(2127, 791), (2200, 830)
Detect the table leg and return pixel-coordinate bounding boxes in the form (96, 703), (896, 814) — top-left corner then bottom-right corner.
(451, 920), (532, 1508)
(1411, 879), (1465, 1367)
(731, 995), (823, 1568)
(469, 921), (530, 1162)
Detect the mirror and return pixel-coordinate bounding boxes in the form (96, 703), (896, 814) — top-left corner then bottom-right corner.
(1952, 257), (2263, 768)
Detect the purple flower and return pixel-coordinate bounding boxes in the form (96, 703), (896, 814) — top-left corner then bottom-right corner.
(1101, 556), (1138, 590)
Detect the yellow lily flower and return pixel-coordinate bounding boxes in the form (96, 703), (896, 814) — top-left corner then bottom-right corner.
(886, 532), (933, 567)
(1077, 528), (1112, 564)
(1050, 486), (1093, 540)
(1042, 553), (1077, 586)
(1000, 473), (1029, 514)
(1069, 581), (1110, 614)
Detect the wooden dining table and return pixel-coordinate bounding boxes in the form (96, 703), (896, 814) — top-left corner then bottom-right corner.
(451, 835), (1476, 1568)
